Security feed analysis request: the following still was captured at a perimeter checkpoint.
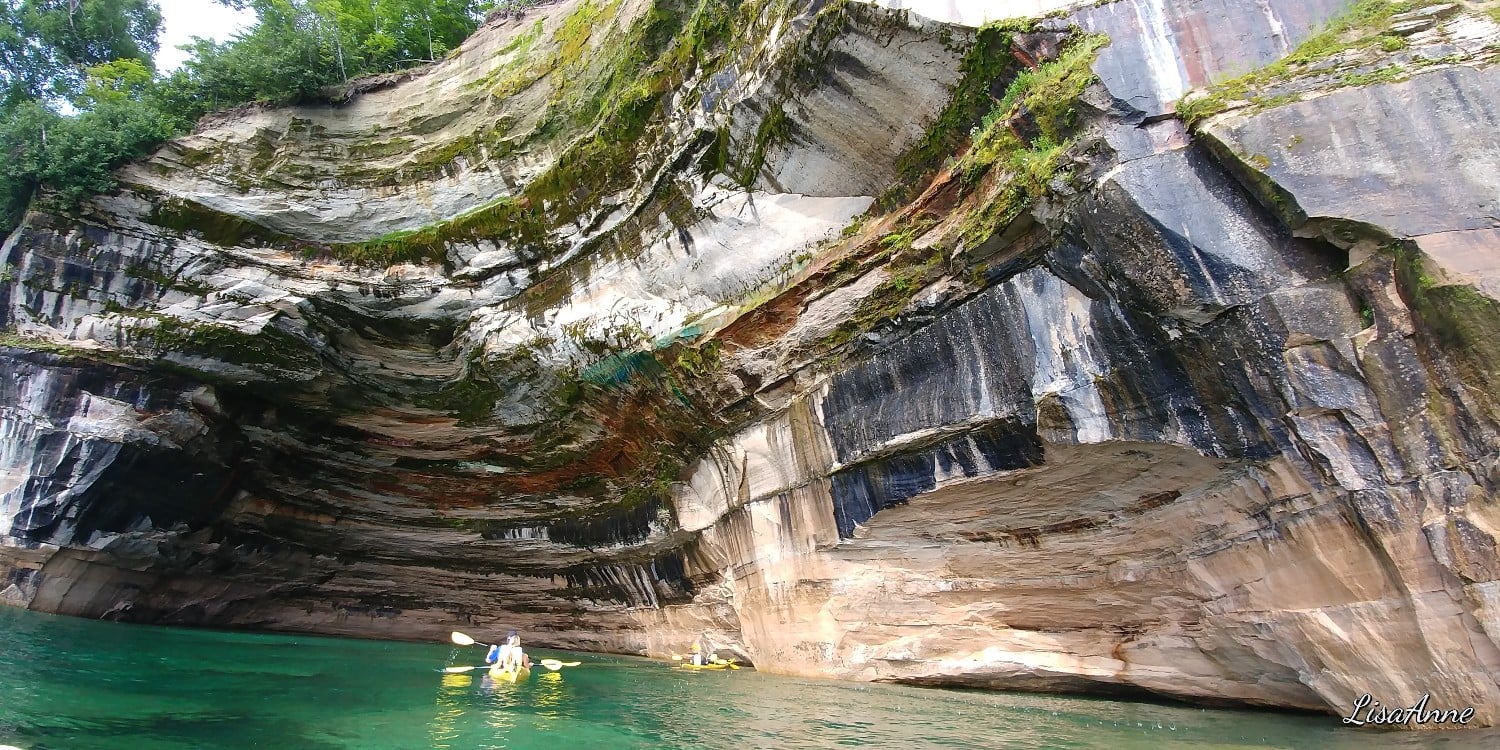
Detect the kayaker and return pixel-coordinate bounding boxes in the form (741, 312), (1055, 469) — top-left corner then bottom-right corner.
(500, 632), (531, 671)
(486, 630), (518, 667)
(690, 638), (720, 666)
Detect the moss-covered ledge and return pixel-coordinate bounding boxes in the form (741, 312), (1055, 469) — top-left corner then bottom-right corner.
(1176, 0), (1499, 125)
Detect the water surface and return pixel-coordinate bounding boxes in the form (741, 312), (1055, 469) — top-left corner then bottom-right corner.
(1, 607), (1493, 749)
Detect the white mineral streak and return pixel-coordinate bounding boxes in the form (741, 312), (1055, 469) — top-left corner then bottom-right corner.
(1010, 269), (1112, 443)
(0, 371), (127, 540)
(1123, 0), (1188, 109)
(677, 389), (835, 532)
(475, 185), (870, 366)
(1255, 0), (1290, 55)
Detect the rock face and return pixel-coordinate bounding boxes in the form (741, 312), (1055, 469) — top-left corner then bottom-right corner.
(4, 0), (1500, 728)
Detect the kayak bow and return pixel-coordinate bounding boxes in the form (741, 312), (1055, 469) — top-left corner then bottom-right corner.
(489, 665), (532, 682)
(678, 660), (739, 671)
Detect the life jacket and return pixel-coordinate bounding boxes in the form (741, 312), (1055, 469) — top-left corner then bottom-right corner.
(486, 644), (501, 664)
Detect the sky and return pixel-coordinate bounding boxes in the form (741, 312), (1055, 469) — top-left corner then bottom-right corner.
(154, 0), (258, 72)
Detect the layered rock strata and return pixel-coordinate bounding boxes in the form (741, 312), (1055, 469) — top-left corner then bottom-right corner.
(4, 0), (1500, 727)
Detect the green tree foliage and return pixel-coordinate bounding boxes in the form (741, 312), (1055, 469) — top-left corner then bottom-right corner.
(1, 0), (162, 109)
(0, 102), (52, 227)
(43, 61), (176, 205)
(0, 0), (499, 235)
(1, 61), (175, 229)
(164, 0), (494, 111)
(1, 0), (165, 231)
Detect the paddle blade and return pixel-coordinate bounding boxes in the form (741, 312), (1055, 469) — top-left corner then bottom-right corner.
(442, 665), (482, 673)
(538, 659), (582, 671)
(450, 631), (477, 646)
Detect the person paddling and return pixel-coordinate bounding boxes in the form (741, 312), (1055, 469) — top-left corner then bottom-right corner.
(486, 631), (514, 666)
(510, 633), (533, 670)
(488, 631), (530, 671)
(689, 636), (722, 666)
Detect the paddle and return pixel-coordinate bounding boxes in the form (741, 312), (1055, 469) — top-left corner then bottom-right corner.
(441, 659), (579, 673)
(450, 631), (495, 649)
(446, 632), (581, 671)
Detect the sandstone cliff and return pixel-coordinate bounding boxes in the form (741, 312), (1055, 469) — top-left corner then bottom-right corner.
(4, 0), (1500, 727)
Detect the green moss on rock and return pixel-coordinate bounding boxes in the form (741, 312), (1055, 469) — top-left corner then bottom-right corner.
(1399, 247), (1500, 397)
(737, 100), (791, 187)
(417, 370), (504, 425)
(147, 197), (291, 248)
(672, 339), (721, 379)
(347, 137), (417, 160)
(129, 314), (321, 375)
(1176, 0), (1456, 125)
(0, 332), (132, 362)
(123, 263), (213, 296)
(819, 218), (942, 350)
(328, 195), (554, 267)
(524, 0), (752, 223)
(953, 30), (1106, 246)
(884, 20), (1033, 206)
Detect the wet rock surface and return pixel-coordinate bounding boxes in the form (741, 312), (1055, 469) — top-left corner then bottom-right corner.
(4, 0), (1500, 728)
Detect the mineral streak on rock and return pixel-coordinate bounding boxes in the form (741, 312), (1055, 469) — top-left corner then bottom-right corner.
(4, 0), (1500, 728)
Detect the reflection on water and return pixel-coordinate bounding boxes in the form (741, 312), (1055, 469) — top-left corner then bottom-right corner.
(529, 670), (572, 731)
(427, 674), (471, 748)
(3, 606), (1499, 750)
(475, 673), (521, 749)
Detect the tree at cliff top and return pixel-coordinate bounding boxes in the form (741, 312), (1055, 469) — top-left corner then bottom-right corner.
(0, 0), (162, 110)
(0, 0), (501, 234)
(154, 0), (496, 116)
(0, 0), (169, 231)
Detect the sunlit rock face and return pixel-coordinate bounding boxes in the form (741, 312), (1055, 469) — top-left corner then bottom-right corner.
(4, 0), (1500, 728)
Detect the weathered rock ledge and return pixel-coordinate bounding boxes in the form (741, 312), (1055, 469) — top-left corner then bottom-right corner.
(4, 0), (1500, 728)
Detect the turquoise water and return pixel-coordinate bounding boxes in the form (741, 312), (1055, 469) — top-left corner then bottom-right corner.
(2, 607), (1496, 749)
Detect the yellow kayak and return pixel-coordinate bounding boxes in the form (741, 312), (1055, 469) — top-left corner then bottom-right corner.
(678, 660), (739, 671)
(489, 665), (531, 682)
